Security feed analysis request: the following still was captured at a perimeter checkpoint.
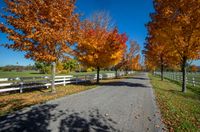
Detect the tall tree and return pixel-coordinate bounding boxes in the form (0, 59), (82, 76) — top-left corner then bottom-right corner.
(144, 35), (178, 81)
(122, 40), (140, 74)
(0, 0), (80, 92)
(63, 59), (78, 72)
(76, 12), (127, 83)
(146, 0), (200, 91)
(114, 40), (140, 77)
(130, 54), (141, 71)
(113, 50), (126, 78)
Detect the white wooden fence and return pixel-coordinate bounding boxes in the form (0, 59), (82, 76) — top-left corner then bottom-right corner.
(0, 71), (133, 93)
(154, 71), (200, 87)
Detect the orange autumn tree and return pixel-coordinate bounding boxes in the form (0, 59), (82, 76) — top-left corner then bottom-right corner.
(190, 65), (199, 72)
(77, 13), (127, 83)
(113, 45), (127, 78)
(150, 0), (200, 92)
(144, 8), (179, 80)
(0, 0), (80, 92)
(144, 41), (175, 80)
(122, 40), (140, 74)
(128, 40), (141, 71)
(144, 58), (156, 72)
(131, 55), (141, 71)
(144, 34), (178, 81)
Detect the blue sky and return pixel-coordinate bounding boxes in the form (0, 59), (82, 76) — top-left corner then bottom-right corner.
(0, 0), (199, 66)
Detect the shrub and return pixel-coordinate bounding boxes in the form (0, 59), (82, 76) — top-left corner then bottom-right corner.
(60, 70), (70, 74)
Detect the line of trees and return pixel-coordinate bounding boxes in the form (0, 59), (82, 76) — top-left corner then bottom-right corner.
(0, 0), (141, 92)
(0, 65), (35, 72)
(144, 0), (200, 92)
(35, 59), (78, 74)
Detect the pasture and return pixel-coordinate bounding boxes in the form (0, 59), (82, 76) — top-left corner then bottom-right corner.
(0, 70), (115, 78)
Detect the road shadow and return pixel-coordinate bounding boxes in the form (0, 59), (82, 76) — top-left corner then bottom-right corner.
(121, 75), (149, 80)
(131, 77), (149, 80)
(0, 105), (118, 132)
(0, 104), (57, 132)
(100, 81), (149, 88)
(59, 109), (118, 132)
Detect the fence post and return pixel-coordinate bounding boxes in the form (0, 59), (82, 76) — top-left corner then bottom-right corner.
(186, 77), (188, 84)
(76, 76), (78, 84)
(63, 76), (66, 86)
(174, 74), (176, 81)
(192, 77), (195, 87)
(20, 82), (23, 93)
(85, 75), (87, 83)
(45, 76), (49, 88)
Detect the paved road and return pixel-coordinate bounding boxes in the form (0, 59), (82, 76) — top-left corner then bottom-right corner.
(0, 73), (165, 132)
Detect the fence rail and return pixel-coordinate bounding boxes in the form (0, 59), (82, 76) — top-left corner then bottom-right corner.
(0, 71), (134, 93)
(154, 71), (200, 87)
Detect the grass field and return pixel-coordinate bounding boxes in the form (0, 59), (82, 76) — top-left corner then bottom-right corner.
(0, 70), (115, 78)
(0, 70), (46, 78)
(149, 74), (200, 131)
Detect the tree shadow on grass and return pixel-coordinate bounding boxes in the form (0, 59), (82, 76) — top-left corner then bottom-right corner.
(157, 87), (200, 101)
(0, 98), (27, 115)
(163, 78), (199, 94)
(161, 78), (200, 100)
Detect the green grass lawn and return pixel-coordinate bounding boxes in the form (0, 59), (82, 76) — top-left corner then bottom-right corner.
(149, 74), (200, 131)
(0, 70), (47, 78)
(0, 70), (115, 78)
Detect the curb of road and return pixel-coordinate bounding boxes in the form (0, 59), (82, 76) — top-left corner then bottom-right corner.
(147, 74), (167, 132)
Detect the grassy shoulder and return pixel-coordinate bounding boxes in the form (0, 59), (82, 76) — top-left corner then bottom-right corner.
(149, 74), (200, 131)
(0, 77), (124, 117)
(0, 83), (96, 116)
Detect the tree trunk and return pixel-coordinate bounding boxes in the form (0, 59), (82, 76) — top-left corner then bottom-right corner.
(115, 69), (118, 78)
(96, 67), (100, 84)
(152, 70), (155, 76)
(181, 58), (187, 92)
(51, 62), (56, 93)
(125, 67), (128, 75)
(161, 64), (164, 81)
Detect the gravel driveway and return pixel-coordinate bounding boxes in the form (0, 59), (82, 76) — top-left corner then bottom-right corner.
(0, 72), (165, 132)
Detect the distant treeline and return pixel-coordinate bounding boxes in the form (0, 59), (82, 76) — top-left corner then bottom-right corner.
(0, 65), (35, 72)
